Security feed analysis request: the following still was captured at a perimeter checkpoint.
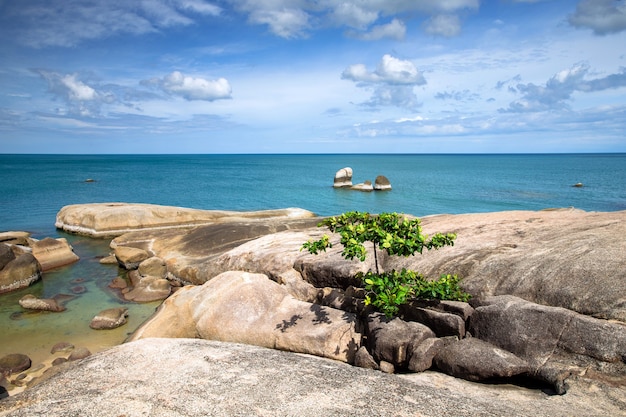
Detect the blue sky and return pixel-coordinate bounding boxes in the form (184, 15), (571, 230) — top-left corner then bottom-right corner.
(0, 0), (625, 153)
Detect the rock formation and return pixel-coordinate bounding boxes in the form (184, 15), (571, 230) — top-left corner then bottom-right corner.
(0, 233), (80, 293)
(130, 271), (361, 363)
(374, 175), (392, 190)
(89, 308), (129, 330)
(351, 180), (374, 191)
(333, 167), (353, 187)
(55, 203), (315, 238)
(0, 338), (623, 417)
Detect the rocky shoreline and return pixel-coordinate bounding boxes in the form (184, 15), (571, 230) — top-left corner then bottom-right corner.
(1, 203), (625, 415)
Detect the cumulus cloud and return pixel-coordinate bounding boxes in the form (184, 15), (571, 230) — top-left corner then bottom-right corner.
(568, 0), (626, 35)
(424, 14), (462, 37)
(227, 0), (478, 39)
(35, 70), (112, 116)
(4, 0), (221, 48)
(501, 64), (626, 112)
(342, 55), (426, 109)
(342, 55), (426, 85)
(146, 71), (232, 101)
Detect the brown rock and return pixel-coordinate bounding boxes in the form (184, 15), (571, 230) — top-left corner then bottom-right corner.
(408, 337), (444, 372)
(0, 353), (31, 375)
(123, 276), (171, 303)
(68, 347), (91, 361)
(18, 294), (66, 312)
(130, 271), (361, 364)
(114, 246), (149, 270)
(0, 253), (42, 294)
(30, 237), (79, 271)
(0, 231), (32, 246)
(354, 346), (378, 370)
(50, 342), (75, 354)
(0, 243), (16, 270)
(138, 256), (167, 278)
(90, 307), (129, 330)
(374, 175), (392, 191)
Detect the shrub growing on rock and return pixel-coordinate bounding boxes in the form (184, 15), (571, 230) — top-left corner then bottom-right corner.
(302, 211), (469, 317)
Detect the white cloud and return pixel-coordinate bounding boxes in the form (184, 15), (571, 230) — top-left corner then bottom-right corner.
(227, 0), (478, 39)
(424, 14), (461, 38)
(35, 70), (109, 116)
(501, 63), (626, 112)
(249, 8), (311, 38)
(568, 0), (626, 35)
(342, 55), (426, 110)
(4, 0), (221, 48)
(350, 19), (406, 41)
(149, 71), (232, 101)
(342, 55), (426, 85)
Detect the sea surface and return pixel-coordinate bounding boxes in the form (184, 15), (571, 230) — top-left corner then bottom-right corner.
(1, 153), (625, 387)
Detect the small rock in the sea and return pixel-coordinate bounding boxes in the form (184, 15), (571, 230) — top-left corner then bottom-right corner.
(18, 294), (66, 312)
(68, 347), (91, 361)
(0, 353), (32, 375)
(573, 182), (583, 187)
(374, 175), (392, 191)
(90, 307), (129, 330)
(84, 179), (95, 183)
(70, 285), (86, 294)
(51, 342), (75, 354)
(52, 357), (68, 366)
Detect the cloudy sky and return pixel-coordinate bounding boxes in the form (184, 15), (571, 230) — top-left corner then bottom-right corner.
(1, 0), (625, 153)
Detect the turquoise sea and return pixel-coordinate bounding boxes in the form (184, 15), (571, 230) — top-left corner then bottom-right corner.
(1, 153), (625, 386)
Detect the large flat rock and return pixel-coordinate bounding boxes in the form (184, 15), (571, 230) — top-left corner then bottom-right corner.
(55, 203), (316, 237)
(1, 338), (623, 417)
(386, 208), (626, 321)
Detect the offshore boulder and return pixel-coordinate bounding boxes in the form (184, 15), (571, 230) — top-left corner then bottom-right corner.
(333, 167), (353, 188)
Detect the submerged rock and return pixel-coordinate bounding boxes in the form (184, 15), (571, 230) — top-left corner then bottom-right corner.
(90, 308), (129, 330)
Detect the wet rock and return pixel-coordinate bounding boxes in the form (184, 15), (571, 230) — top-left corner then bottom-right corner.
(50, 342), (74, 354)
(18, 294), (66, 312)
(0, 354), (31, 375)
(108, 276), (127, 289)
(90, 307), (129, 330)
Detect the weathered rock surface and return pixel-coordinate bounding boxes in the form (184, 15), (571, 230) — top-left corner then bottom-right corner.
(55, 203), (315, 237)
(130, 271), (361, 363)
(112, 217), (323, 285)
(123, 275), (171, 303)
(333, 167), (353, 187)
(137, 256), (167, 278)
(89, 307), (129, 330)
(0, 232), (31, 246)
(374, 175), (392, 190)
(385, 209), (626, 321)
(114, 246), (149, 270)
(468, 295), (626, 390)
(434, 337), (531, 382)
(1, 338), (624, 417)
(0, 252), (41, 294)
(29, 237), (79, 271)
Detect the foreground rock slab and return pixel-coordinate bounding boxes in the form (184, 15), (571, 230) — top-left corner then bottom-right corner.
(1, 338), (624, 417)
(55, 203), (316, 237)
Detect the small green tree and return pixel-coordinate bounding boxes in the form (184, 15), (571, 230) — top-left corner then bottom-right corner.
(302, 211), (470, 317)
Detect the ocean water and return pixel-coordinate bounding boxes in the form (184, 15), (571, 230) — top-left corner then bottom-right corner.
(1, 153), (625, 388)
(2, 153), (625, 237)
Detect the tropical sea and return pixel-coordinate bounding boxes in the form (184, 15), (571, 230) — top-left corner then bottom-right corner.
(1, 153), (625, 390)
